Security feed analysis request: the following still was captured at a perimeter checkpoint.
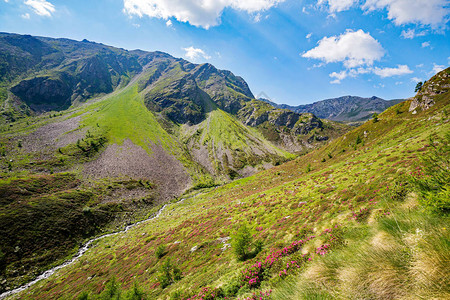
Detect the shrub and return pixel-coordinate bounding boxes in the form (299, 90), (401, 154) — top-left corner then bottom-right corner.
(306, 164), (312, 173)
(100, 277), (121, 299)
(372, 113), (379, 123)
(410, 133), (450, 213)
(77, 291), (89, 300)
(125, 282), (146, 300)
(155, 244), (166, 259)
(158, 258), (182, 289)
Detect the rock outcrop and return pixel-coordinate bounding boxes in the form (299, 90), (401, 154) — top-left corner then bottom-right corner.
(409, 67), (450, 113)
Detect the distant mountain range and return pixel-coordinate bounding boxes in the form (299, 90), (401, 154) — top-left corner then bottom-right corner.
(260, 95), (404, 122)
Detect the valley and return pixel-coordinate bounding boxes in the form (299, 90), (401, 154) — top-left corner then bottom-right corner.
(0, 32), (448, 300)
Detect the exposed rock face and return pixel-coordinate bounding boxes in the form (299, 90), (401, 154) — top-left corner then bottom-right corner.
(1, 33), (142, 111)
(10, 76), (72, 111)
(409, 68), (450, 113)
(238, 100), (323, 134)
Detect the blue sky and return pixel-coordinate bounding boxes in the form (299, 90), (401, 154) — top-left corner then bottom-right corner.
(0, 0), (449, 105)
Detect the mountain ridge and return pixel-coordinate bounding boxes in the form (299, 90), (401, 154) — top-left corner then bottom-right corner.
(261, 95), (403, 122)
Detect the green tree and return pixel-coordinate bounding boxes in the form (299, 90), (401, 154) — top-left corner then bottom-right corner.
(231, 223), (262, 261)
(372, 113), (379, 123)
(414, 81), (423, 93)
(232, 223), (252, 261)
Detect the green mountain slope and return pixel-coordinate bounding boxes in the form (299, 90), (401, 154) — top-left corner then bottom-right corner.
(9, 69), (449, 299)
(0, 33), (353, 292)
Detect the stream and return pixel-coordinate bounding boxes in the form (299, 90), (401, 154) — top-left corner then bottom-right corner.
(0, 195), (192, 299)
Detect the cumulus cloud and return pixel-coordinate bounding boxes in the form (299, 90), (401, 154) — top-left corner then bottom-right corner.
(166, 19), (172, 27)
(21, 13), (31, 19)
(302, 29), (384, 68)
(329, 70), (348, 84)
(372, 65), (413, 77)
(183, 46), (211, 61)
(123, 0), (284, 29)
(318, 0), (358, 13)
(421, 41), (431, 48)
(317, 0), (449, 28)
(306, 32), (312, 39)
(411, 77), (422, 83)
(24, 0), (55, 17)
(363, 0), (449, 28)
(432, 63), (445, 74)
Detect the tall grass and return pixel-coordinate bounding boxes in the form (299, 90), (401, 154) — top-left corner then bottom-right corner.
(273, 197), (450, 299)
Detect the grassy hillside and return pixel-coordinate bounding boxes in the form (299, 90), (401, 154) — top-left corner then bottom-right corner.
(0, 76), (293, 292)
(11, 69), (449, 299)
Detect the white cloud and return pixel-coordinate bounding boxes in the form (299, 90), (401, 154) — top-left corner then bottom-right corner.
(21, 13), (31, 19)
(166, 19), (172, 27)
(302, 29), (384, 68)
(411, 77), (422, 83)
(306, 32), (312, 39)
(328, 65), (413, 83)
(400, 28), (427, 39)
(183, 46), (211, 61)
(373, 65), (413, 77)
(363, 0), (449, 28)
(421, 41), (431, 48)
(432, 63), (445, 74)
(329, 70), (348, 84)
(24, 0), (55, 17)
(253, 13), (262, 22)
(123, 0), (284, 29)
(318, 0), (358, 13)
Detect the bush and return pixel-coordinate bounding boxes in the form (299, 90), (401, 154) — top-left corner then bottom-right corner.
(77, 291), (90, 300)
(155, 244), (166, 259)
(124, 282), (146, 300)
(372, 113), (379, 123)
(100, 277), (121, 299)
(410, 133), (450, 213)
(157, 258), (182, 289)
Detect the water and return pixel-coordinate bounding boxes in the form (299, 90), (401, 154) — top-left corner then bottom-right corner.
(0, 197), (189, 299)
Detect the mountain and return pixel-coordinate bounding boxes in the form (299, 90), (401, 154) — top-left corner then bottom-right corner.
(8, 68), (448, 300)
(261, 95), (403, 123)
(0, 33), (351, 292)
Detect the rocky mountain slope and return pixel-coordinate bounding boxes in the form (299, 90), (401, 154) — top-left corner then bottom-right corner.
(9, 68), (448, 300)
(261, 95), (403, 123)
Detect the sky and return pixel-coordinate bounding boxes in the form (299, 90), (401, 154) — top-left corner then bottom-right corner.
(0, 0), (449, 105)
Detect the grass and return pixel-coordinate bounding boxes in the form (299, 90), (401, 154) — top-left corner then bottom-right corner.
(14, 91), (449, 299)
(81, 84), (180, 156)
